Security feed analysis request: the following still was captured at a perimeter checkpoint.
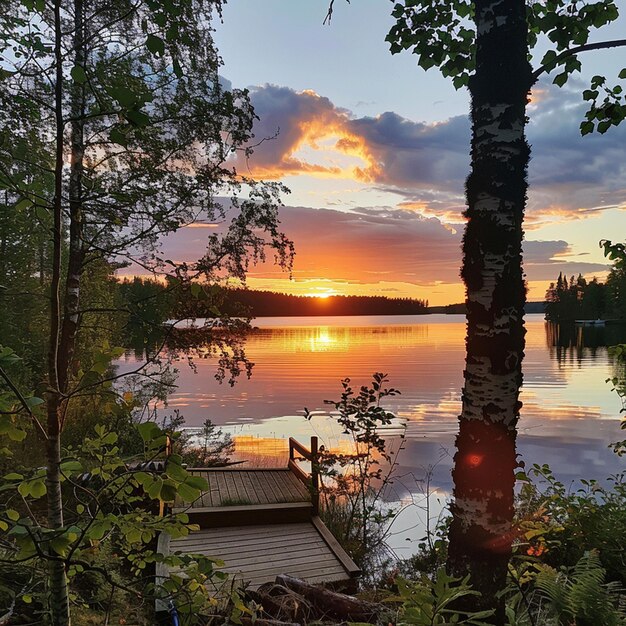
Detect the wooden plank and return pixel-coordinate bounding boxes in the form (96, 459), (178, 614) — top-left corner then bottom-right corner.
(206, 472), (220, 508)
(176, 527), (323, 547)
(173, 523), (313, 542)
(215, 547), (341, 568)
(281, 471), (309, 502)
(222, 472), (237, 503)
(230, 471), (250, 504)
(261, 470), (280, 502)
(201, 471), (212, 507)
(155, 532), (170, 612)
(172, 531), (323, 554)
(264, 470), (292, 502)
(186, 541), (330, 564)
(247, 471), (270, 504)
(258, 471), (278, 503)
(289, 437), (312, 460)
(182, 502), (313, 528)
(285, 472), (310, 501)
(183, 502), (312, 517)
(311, 516), (361, 576)
(221, 556), (346, 576)
(196, 536), (329, 557)
(288, 459), (310, 486)
(238, 471), (256, 504)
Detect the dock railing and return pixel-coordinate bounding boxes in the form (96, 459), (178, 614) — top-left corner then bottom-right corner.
(288, 436), (320, 515)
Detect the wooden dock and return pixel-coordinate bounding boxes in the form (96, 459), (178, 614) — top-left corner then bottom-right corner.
(161, 437), (360, 591)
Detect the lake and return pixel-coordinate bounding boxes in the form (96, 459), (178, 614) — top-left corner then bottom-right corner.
(118, 313), (625, 557)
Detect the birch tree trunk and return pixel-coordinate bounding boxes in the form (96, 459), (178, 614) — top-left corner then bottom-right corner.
(46, 3), (71, 624)
(58, 0), (85, 394)
(446, 0), (532, 621)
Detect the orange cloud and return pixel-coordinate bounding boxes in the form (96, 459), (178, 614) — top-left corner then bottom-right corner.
(240, 95), (382, 182)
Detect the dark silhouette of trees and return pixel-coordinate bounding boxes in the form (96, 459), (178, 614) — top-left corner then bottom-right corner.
(543, 269), (626, 322)
(118, 279), (429, 318)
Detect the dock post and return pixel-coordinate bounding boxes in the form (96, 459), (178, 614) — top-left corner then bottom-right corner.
(310, 436), (319, 515)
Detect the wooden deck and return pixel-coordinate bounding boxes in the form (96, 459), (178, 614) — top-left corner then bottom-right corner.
(175, 468), (310, 508)
(165, 518), (359, 590)
(160, 438), (360, 592)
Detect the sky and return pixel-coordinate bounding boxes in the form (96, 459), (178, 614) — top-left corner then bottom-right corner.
(158, 1), (626, 306)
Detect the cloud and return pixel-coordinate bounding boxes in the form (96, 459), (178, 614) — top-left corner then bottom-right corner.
(237, 82), (626, 225)
(522, 240), (608, 280)
(143, 204), (607, 291)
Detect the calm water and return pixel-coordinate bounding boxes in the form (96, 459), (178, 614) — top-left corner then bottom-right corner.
(118, 314), (625, 556)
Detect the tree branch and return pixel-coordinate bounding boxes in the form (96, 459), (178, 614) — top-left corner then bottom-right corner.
(0, 365), (48, 440)
(533, 39), (626, 81)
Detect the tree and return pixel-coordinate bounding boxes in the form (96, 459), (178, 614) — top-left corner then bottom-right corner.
(383, 1), (626, 621)
(0, 1), (291, 624)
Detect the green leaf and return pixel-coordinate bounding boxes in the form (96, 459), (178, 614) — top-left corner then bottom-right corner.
(619, 68), (626, 80)
(184, 475), (208, 490)
(137, 421), (161, 442)
(29, 479), (46, 498)
(580, 121), (594, 136)
(125, 109), (150, 127)
(4, 473), (23, 481)
(165, 461), (188, 482)
(25, 395), (44, 408)
(109, 128), (128, 147)
(15, 198), (31, 211)
(159, 481), (177, 502)
(177, 481), (200, 503)
(146, 34), (165, 56)
(146, 477), (163, 500)
(71, 65), (88, 84)
(102, 432), (118, 445)
(90, 360), (108, 375)
(60, 460), (83, 473)
(108, 85), (136, 108)
(50, 535), (72, 556)
(6, 509), (20, 521)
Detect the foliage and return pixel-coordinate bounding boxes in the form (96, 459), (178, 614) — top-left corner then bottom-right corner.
(515, 463), (626, 586)
(544, 272), (608, 322)
(386, 0), (625, 132)
(601, 240), (626, 455)
(391, 568), (495, 625)
(533, 551), (626, 626)
(305, 373), (403, 575)
(0, 416), (242, 625)
(1, 0), (293, 622)
(163, 411), (235, 468)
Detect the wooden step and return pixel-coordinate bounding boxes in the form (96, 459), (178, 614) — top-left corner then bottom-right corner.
(174, 501), (313, 528)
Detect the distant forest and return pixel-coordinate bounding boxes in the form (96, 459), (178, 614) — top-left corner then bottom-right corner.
(219, 288), (429, 317)
(544, 269), (626, 322)
(117, 279), (430, 318)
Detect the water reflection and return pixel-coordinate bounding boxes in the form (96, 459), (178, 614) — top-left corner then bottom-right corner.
(115, 314), (625, 531)
(545, 321), (626, 364)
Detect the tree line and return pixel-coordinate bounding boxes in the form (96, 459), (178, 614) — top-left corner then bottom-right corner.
(118, 278), (429, 319)
(544, 259), (626, 322)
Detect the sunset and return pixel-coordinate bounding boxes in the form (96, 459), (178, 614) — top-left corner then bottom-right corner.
(117, 1), (626, 308)
(1, 1), (625, 624)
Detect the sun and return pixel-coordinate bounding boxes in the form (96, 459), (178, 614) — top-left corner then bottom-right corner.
(306, 290), (337, 299)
